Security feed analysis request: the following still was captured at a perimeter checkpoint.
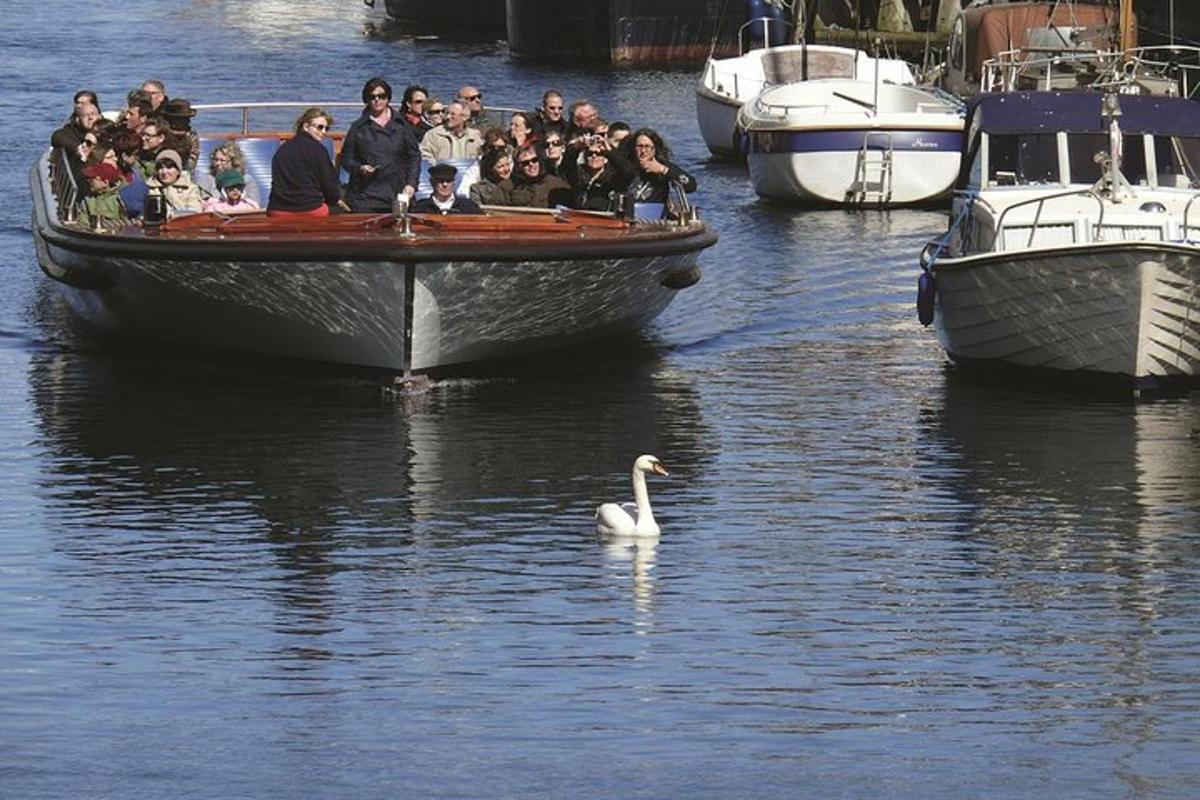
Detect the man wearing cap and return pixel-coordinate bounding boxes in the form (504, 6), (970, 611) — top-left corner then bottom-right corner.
(203, 170), (261, 215)
(146, 149), (203, 217)
(412, 163), (482, 215)
(78, 162), (127, 228)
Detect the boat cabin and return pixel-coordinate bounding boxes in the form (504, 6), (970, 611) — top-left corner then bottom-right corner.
(951, 91), (1200, 254)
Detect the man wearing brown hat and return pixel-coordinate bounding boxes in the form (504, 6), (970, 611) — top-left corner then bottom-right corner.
(162, 98), (200, 171)
(412, 163), (482, 215)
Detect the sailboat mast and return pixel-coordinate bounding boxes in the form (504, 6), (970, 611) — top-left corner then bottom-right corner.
(1120, 0), (1136, 52)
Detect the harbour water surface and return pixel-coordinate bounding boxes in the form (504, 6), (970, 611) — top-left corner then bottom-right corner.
(3, 2), (1200, 798)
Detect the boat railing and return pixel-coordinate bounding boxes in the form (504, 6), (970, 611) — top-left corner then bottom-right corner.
(702, 59), (768, 101)
(735, 16), (794, 58)
(48, 147), (79, 223)
(1180, 192), (1200, 240)
(993, 188), (1106, 250)
(191, 101), (529, 134)
(981, 45), (1200, 98)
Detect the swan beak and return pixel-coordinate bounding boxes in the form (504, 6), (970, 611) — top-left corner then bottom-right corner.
(652, 463), (669, 477)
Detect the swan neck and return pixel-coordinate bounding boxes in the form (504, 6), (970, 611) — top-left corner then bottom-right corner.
(631, 468), (655, 522)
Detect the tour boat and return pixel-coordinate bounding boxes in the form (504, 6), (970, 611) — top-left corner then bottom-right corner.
(917, 91), (1200, 387)
(30, 103), (716, 374)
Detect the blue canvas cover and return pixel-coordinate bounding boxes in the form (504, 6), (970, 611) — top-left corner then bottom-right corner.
(966, 91), (1200, 137)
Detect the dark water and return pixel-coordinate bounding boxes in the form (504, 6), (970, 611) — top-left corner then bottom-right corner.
(4, 3), (1200, 798)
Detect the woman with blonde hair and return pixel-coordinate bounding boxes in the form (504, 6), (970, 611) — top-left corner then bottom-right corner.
(267, 107), (341, 217)
(196, 141), (262, 205)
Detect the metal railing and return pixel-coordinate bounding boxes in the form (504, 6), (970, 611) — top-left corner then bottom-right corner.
(981, 45), (1200, 98)
(48, 147), (79, 223)
(191, 101), (529, 134)
(993, 188), (1106, 249)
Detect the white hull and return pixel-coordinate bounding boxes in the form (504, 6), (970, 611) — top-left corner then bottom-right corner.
(739, 80), (963, 206)
(934, 242), (1200, 380)
(748, 149), (960, 205)
(695, 90), (743, 158)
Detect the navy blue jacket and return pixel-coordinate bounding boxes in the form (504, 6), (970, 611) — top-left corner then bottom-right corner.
(339, 109), (422, 213)
(411, 195), (483, 215)
(267, 133), (340, 213)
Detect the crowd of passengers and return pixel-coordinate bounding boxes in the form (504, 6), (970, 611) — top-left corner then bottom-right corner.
(51, 77), (697, 227)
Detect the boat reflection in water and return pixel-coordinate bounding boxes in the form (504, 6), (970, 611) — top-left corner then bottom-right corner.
(925, 373), (1200, 560)
(28, 344), (711, 621)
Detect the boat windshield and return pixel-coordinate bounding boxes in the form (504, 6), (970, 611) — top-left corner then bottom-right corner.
(1065, 134), (1147, 185)
(986, 132), (1160, 187)
(1152, 135), (1200, 189)
(987, 133), (1058, 185)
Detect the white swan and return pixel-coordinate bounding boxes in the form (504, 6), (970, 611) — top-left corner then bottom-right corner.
(595, 454), (669, 537)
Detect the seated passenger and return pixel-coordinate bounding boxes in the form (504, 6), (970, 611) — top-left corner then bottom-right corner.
(607, 121), (631, 148)
(195, 141), (263, 206)
(540, 132), (569, 179)
(136, 117), (170, 178)
(419, 101), (482, 164)
(509, 112), (539, 150)
(203, 170), (261, 215)
(509, 146), (570, 208)
(161, 98), (200, 171)
(112, 131), (149, 217)
(77, 162), (127, 228)
(147, 149), (204, 217)
(622, 127), (697, 204)
(569, 142), (634, 212)
(412, 163), (483, 215)
(480, 126), (513, 159)
(468, 149), (515, 206)
(534, 90), (567, 140)
(400, 84), (431, 134)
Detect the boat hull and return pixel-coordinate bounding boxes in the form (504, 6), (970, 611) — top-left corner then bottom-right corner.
(746, 132), (961, 205)
(932, 242), (1200, 381)
(695, 88), (743, 158)
(31, 153), (714, 373)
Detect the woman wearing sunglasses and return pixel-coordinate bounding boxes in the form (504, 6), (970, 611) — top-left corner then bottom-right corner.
(267, 107), (342, 218)
(339, 77), (421, 213)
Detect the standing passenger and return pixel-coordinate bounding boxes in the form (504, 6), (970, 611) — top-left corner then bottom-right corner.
(267, 108), (341, 218)
(340, 77), (421, 213)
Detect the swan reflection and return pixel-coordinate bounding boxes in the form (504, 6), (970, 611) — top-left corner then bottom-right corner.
(600, 535), (659, 623)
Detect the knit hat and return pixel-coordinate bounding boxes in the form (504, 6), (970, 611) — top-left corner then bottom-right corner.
(154, 149), (183, 171)
(215, 169), (246, 189)
(82, 162), (121, 185)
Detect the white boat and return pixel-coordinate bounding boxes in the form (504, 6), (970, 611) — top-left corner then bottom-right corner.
(739, 77), (964, 205)
(30, 102), (717, 375)
(696, 37), (918, 159)
(694, 7), (921, 160)
(918, 90), (1200, 387)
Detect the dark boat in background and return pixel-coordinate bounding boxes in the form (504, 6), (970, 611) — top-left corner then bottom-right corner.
(507, 0), (752, 66)
(370, 0), (506, 35)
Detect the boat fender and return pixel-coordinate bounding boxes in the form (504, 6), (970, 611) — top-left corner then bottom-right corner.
(660, 265), (701, 290)
(917, 270), (936, 327)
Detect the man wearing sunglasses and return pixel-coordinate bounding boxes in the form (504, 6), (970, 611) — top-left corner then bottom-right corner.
(456, 85), (496, 131)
